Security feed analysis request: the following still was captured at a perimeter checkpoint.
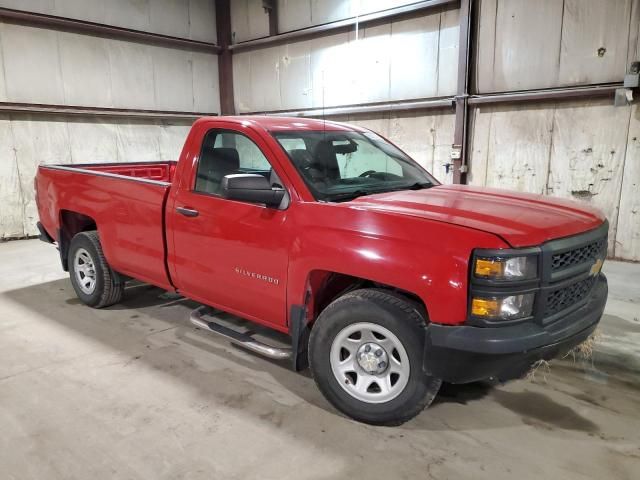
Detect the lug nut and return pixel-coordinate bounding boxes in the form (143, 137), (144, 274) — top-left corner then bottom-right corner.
(378, 361), (386, 369)
(364, 345), (371, 352)
(375, 349), (383, 357)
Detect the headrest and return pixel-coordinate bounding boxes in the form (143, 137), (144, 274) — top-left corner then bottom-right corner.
(211, 148), (240, 171)
(288, 149), (314, 168)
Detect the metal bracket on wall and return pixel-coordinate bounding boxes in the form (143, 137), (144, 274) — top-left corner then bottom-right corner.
(615, 62), (639, 107)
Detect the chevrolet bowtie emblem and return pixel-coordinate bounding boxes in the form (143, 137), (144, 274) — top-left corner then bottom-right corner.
(590, 258), (603, 276)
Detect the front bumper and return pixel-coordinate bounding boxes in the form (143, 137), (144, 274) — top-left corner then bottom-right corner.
(424, 274), (608, 383)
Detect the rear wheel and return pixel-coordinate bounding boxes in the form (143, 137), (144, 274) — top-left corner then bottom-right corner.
(309, 289), (442, 425)
(68, 231), (123, 308)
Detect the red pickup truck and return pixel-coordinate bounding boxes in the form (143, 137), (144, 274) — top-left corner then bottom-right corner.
(35, 116), (608, 425)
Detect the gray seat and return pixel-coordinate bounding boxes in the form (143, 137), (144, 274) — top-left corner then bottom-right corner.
(196, 147), (240, 194)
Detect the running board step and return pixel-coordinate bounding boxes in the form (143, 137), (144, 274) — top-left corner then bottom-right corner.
(190, 306), (292, 360)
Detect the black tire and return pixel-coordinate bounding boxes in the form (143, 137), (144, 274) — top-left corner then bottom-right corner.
(309, 288), (442, 426)
(68, 231), (124, 308)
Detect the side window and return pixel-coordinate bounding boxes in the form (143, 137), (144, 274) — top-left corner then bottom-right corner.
(194, 130), (272, 195)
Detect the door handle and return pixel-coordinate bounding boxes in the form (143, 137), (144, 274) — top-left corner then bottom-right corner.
(176, 206), (199, 217)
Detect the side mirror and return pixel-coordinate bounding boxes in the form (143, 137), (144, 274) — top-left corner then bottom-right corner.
(221, 174), (285, 208)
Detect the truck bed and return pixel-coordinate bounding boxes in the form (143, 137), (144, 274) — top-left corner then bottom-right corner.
(48, 161), (177, 183)
(35, 161), (176, 290)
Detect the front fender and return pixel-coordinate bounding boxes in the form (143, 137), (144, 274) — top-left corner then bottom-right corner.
(287, 203), (508, 325)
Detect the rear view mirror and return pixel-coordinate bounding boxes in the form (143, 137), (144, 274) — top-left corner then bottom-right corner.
(221, 174), (285, 208)
(333, 139), (358, 154)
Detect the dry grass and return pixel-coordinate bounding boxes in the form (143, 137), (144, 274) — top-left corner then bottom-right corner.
(563, 330), (602, 363)
(525, 330), (601, 382)
(525, 359), (551, 382)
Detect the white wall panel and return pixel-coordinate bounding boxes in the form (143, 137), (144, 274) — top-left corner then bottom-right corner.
(159, 123), (193, 160)
(468, 100), (633, 258)
(59, 33), (113, 107)
(437, 8), (459, 96)
(251, 46), (284, 111)
(278, 0), (312, 32)
(0, 0), (218, 43)
(67, 120), (119, 164)
(104, 0), (152, 32)
(192, 52), (221, 114)
(149, 0), (190, 39)
(233, 52), (253, 113)
(53, 0), (106, 23)
(233, 9), (458, 112)
(11, 116), (72, 234)
(116, 122), (162, 162)
(189, 0), (217, 42)
(232, 0), (269, 43)
(349, 24), (392, 104)
(476, 0), (636, 92)
(389, 14), (440, 100)
(0, 24), (65, 104)
(280, 42), (313, 109)
(0, 114), (192, 239)
(151, 47), (195, 111)
(311, 0), (351, 25)
(308, 32), (353, 108)
(548, 101), (631, 255)
(0, 22), (219, 113)
(559, 0), (632, 85)
(476, 0), (563, 92)
(0, 118), (23, 238)
(387, 110), (455, 183)
(107, 40), (155, 110)
(468, 105), (553, 194)
(275, 0), (427, 35)
(615, 105), (640, 260)
(0, 0), (53, 13)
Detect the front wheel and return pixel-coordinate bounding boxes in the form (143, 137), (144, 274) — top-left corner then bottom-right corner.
(309, 289), (442, 425)
(68, 231), (124, 308)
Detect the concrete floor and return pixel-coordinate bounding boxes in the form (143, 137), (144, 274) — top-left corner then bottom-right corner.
(1, 239), (639, 480)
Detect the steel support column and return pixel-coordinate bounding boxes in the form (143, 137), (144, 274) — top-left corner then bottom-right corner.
(266, 0), (278, 36)
(216, 0), (235, 115)
(452, 0), (472, 184)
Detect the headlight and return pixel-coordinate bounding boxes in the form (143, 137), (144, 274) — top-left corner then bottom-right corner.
(471, 293), (535, 320)
(474, 255), (537, 280)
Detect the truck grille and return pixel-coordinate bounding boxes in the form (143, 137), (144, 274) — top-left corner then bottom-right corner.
(551, 238), (606, 271)
(544, 276), (597, 317)
(540, 223), (608, 322)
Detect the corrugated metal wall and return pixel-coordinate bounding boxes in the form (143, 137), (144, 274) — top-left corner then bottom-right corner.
(0, 0), (220, 240)
(230, 0), (640, 261)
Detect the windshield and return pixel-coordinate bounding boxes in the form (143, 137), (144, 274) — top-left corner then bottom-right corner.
(272, 130), (439, 202)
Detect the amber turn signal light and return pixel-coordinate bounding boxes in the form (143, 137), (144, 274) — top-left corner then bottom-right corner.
(471, 297), (500, 317)
(474, 258), (504, 278)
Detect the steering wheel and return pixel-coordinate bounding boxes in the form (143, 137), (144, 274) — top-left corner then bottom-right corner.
(359, 170), (377, 178)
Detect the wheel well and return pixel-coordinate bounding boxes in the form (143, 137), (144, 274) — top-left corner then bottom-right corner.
(304, 271), (428, 326)
(58, 210), (97, 271)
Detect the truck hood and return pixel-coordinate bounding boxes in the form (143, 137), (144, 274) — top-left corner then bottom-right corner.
(350, 184), (605, 247)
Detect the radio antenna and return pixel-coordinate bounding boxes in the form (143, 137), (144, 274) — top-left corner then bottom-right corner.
(322, 69), (326, 139)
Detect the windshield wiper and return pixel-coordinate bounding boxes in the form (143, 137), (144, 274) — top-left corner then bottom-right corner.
(391, 181), (433, 192)
(326, 182), (433, 202)
(326, 189), (376, 201)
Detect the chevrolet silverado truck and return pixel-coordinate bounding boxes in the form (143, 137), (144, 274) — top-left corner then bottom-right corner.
(35, 116), (608, 425)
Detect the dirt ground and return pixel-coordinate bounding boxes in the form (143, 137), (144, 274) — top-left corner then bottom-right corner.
(1, 239), (639, 479)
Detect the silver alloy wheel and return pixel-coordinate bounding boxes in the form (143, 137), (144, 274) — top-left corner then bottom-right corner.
(74, 247), (97, 295)
(330, 322), (410, 404)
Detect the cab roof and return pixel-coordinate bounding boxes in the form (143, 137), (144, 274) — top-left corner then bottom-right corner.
(196, 115), (368, 133)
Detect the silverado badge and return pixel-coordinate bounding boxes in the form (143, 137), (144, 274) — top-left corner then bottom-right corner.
(590, 258), (604, 276)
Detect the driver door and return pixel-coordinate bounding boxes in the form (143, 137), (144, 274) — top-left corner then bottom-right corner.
(168, 127), (290, 329)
